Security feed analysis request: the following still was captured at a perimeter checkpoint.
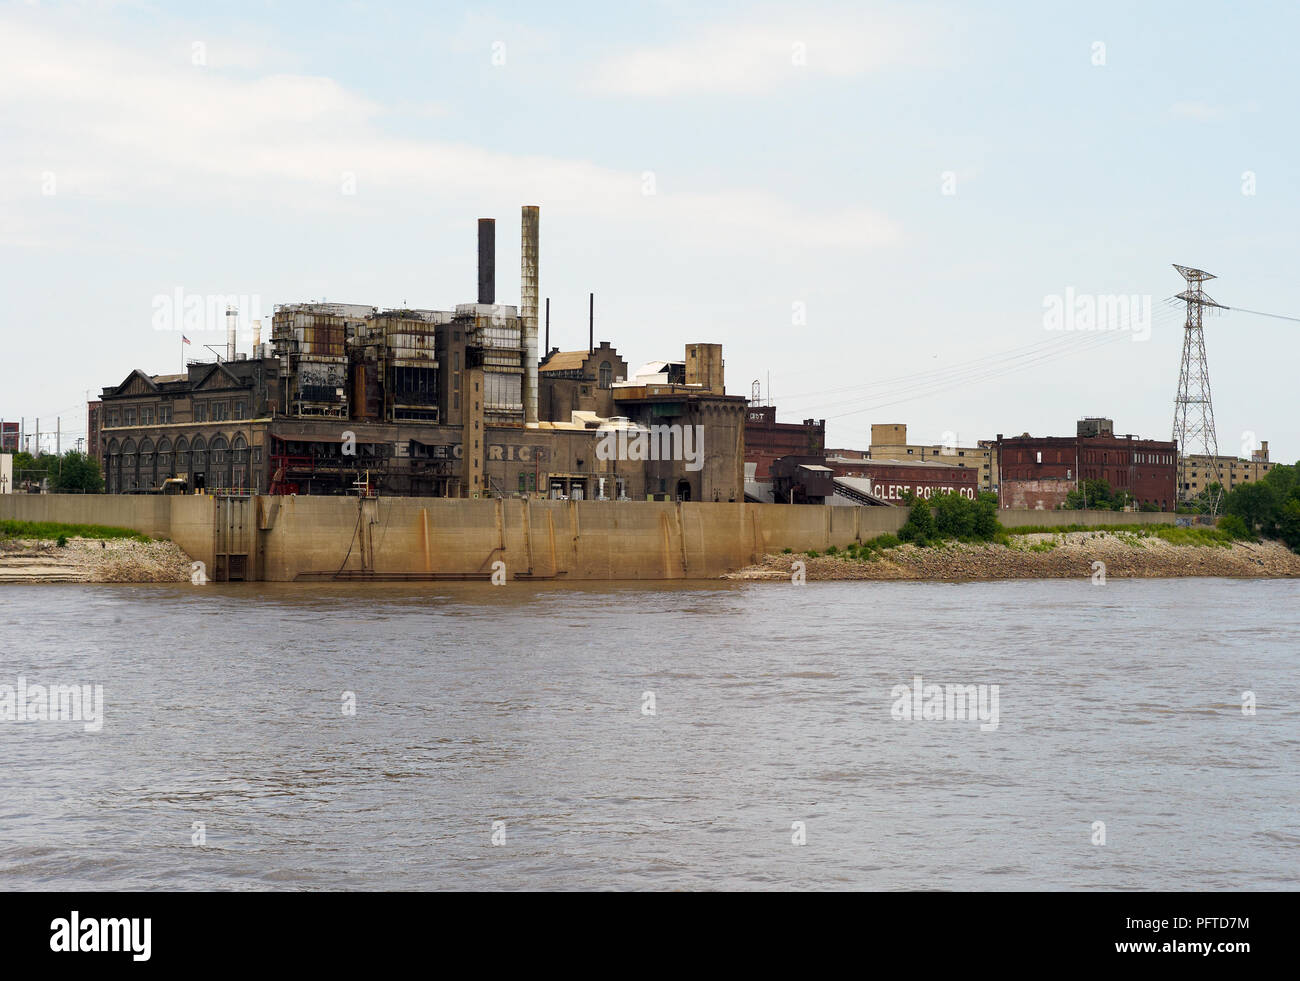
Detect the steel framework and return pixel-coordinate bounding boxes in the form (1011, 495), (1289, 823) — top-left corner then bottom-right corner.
(1171, 264), (1227, 514)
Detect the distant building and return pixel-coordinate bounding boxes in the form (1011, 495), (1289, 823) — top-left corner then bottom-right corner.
(826, 453), (980, 503)
(0, 421), (19, 452)
(770, 454), (835, 504)
(610, 344), (747, 503)
(744, 406), (825, 480)
(857, 422), (998, 493)
(997, 418), (1176, 511)
(1182, 441), (1274, 498)
(539, 342), (628, 422)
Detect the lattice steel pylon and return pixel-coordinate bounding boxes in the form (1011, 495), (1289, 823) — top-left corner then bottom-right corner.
(1171, 264), (1227, 514)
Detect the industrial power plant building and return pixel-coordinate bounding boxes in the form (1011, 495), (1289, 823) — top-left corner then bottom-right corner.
(93, 208), (747, 503)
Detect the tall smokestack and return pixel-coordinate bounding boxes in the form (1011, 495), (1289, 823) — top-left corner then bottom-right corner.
(477, 218), (495, 304)
(226, 305), (238, 362)
(521, 205), (539, 425)
(588, 292), (594, 354)
(252, 318), (262, 352)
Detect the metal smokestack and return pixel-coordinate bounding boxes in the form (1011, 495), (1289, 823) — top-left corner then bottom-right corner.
(226, 305), (238, 362)
(520, 205), (539, 425)
(589, 292), (594, 354)
(477, 218), (495, 304)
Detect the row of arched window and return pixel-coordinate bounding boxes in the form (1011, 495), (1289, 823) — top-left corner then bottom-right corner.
(105, 434), (250, 492)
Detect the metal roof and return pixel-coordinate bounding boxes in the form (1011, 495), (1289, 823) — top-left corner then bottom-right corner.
(539, 351), (589, 372)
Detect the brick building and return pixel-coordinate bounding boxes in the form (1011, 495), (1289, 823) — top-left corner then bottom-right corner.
(861, 423), (999, 493)
(997, 418), (1176, 511)
(826, 453), (980, 503)
(744, 406), (825, 480)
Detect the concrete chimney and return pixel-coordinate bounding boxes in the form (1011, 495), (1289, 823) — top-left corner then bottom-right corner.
(477, 218), (495, 304)
(520, 205), (539, 425)
(252, 318), (262, 352)
(226, 305), (238, 362)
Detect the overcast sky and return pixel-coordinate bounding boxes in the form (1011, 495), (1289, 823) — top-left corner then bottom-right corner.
(3, 0), (1296, 462)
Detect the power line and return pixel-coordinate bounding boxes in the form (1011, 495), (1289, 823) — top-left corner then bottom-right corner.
(777, 302), (1186, 407)
(1227, 306), (1300, 323)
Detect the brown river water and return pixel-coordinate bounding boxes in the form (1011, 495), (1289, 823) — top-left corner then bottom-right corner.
(1, 577), (1297, 890)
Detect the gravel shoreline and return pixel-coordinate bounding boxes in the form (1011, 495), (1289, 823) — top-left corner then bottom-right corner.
(0, 537), (194, 583)
(726, 530), (1300, 582)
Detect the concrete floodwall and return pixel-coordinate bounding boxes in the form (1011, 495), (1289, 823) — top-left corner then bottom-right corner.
(1, 494), (1181, 582)
(0, 493), (217, 572)
(996, 509), (1176, 529)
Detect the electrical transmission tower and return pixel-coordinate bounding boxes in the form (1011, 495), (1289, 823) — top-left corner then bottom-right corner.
(1171, 264), (1227, 514)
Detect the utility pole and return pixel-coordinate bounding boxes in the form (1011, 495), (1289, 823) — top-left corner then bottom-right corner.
(1171, 264), (1227, 515)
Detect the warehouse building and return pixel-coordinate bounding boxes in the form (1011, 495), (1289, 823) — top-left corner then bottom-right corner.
(997, 418), (1176, 510)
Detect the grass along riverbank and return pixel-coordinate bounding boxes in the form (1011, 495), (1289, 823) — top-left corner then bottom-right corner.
(728, 527), (1300, 582)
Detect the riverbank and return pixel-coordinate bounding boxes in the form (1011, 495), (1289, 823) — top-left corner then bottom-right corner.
(726, 529), (1300, 581)
(0, 537), (194, 583)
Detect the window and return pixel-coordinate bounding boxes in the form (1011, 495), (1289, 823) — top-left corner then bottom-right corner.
(124, 408), (136, 426)
(142, 407), (153, 425)
(599, 361), (612, 389)
(195, 404), (206, 422)
(235, 402), (245, 420)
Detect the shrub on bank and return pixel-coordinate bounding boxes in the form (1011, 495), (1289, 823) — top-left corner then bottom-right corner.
(899, 492), (1000, 547)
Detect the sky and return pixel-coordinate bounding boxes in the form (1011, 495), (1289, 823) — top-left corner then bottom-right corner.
(2, 0), (1297, 462)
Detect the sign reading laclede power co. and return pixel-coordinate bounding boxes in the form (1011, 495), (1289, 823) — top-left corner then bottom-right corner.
(829, 459), (979, 501)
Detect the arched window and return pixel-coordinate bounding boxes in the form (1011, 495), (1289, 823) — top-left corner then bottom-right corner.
(175, 437), (190, 472)
(140, 438), (156, 489)
(157, 437), (172, 475)
(210, 436), (230, 491)
(191, 436), (207, 470)
(122, 439), (138, 491)
(599, 361), (612, 389)
(232, 434), (249, 464)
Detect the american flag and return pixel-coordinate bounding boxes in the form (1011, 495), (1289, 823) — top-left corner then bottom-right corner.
(182, 335), (191, 345)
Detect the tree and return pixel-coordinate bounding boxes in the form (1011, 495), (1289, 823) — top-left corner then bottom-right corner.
(1224, 481), (1279, 534)
(972, 492), (1000, 539)
(898, 498), (936, 544)
(1064, 478), (1120, 510)
(51, 451), (104, 493)
(1278, 499), (1300, 552)
(932, 491), (974, 538)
